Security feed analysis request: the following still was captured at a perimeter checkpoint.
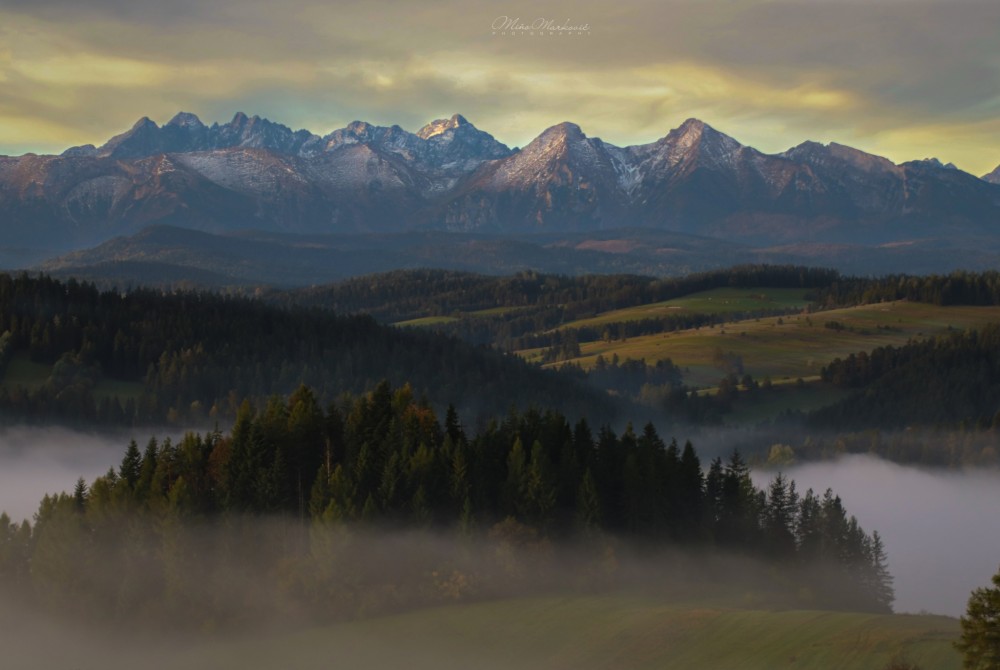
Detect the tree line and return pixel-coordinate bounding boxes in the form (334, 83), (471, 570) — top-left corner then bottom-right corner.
(0, 273), (612, 427)
(811, 270), (1000, 308)
(814, 324), (1000, 430)
(0, 382), (894, 627)
(279, 265), (839, 349)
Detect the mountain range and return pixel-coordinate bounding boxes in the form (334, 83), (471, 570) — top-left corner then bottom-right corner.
(3, 111), (1000, 280)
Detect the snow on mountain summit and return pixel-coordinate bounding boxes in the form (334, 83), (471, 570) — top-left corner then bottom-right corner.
(416, 113), (470, 139)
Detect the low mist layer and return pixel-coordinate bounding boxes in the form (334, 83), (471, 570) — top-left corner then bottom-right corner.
(757, 454), (1000, 617)
(0, 426), (155, 523)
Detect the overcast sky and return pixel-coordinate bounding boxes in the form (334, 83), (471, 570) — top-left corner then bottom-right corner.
(2, 0), (999, 174)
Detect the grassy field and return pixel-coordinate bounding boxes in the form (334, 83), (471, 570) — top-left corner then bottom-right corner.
(171, 595), (960, 670)
(468, 305), (532, 317)
(393, 315), (460, 327)
(525, 301), (1000, 388)
(0, 354), (51, 391)
(561, 287), (813, 330)
(0, 353), (144, 402)
(394, 306), (529, 327)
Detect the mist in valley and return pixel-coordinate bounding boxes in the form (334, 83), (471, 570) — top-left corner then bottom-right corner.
(755, 453), (1000, 617)
(0, 424), (992, 670)
(0, 426), (186, 524)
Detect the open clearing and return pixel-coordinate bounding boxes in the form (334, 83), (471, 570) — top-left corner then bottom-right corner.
(1, 353), (144, 402)
(393, 315), (460, 327)
(524, 301), (1000, 388)
(561, 287), (813, 330)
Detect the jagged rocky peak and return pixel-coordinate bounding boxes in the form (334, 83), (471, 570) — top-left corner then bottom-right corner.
(166, 112), (205, 129)
(636, 117), (743, 170)
(131, 116), (159, 131)
(97, 116), (167, 158)
(904, 157), (959, 171)
(323, 120), (385, 146)
(983, 164), (1000, 184)
(548, 121), (585, 137)
(668, 118), (740, 152)
(61, 144), (99, 158)
(416, 113), (470, 139)
(529, 122), (587, 149)
(784, 140), (898, 172)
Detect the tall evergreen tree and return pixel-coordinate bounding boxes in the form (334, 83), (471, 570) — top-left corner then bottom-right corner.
(955, 566), (1000, 670)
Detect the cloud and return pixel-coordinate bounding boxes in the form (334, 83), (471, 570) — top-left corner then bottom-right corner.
(1, 0), (998, 174)
(758, 453), (1000, 617)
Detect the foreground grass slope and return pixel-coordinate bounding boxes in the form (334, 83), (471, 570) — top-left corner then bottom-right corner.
(6, 594), (957, 669)
(179, 595), (959, 670)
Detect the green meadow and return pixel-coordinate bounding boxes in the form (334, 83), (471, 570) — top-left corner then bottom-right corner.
(173, 595), (959, 670)
(562, 287), (813, 330)
(0, 353), (143, 402)
(526, 301), (1000, 388)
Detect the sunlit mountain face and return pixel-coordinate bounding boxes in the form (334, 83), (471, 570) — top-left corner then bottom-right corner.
(2, 113), (999, 261)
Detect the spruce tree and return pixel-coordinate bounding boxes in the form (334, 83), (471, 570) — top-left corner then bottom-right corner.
(956, 566), (1000, 669)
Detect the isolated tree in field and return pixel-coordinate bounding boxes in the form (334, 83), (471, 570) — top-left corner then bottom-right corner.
(956, 566), (1000, 669)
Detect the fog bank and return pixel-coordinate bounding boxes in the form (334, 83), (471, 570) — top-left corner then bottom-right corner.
(0, 426), (181, 524)
(757, 454), (1000, 617)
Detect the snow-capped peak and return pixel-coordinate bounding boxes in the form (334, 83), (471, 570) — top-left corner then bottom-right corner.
(783, 141), (898, 173)
(416, 113), (471, 139)
(670, 118), (739, 154)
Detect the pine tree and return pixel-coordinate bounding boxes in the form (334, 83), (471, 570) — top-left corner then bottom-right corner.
(72, 478), (88, 513)
(763, 473), (798, 559)
(525, 440), (556, 526)
(576, 469), (602, 531)
(119, 439), (142, 489)
(955, 566), (1000, 669)
(868, 530), (895, 613)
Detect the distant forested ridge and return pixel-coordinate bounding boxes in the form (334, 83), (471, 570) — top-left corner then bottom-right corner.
(278, 265), (840, 348)
(814, 324), (1000, 430)
(0, 383), (894, 627)
(811, 270), (1000, 308)
(0, 273), (612, 426)
(280, 267), (1000, 353)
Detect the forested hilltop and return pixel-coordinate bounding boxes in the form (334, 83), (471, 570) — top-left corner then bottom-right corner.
(814, 324), (1000, 431)
(0, 383), (893, 629)
(276, 265), (839, 349)
(282, 265), (1000, 436)
(276, 267), (1000, 349)
(5, 265), (1000, 446)
(0, 274), (612, 426)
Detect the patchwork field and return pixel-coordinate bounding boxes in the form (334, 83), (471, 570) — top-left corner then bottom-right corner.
(524, 300), (1000, 389)
(560, 287), (813, 330)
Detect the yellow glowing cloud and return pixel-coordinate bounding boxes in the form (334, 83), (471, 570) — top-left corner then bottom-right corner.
(0, 3), (996, 177)
(863, 120), (1000, 175)
(384, 54), (860, 148)
(0, 114), (86, 148)
(12, 53), (173, 88)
